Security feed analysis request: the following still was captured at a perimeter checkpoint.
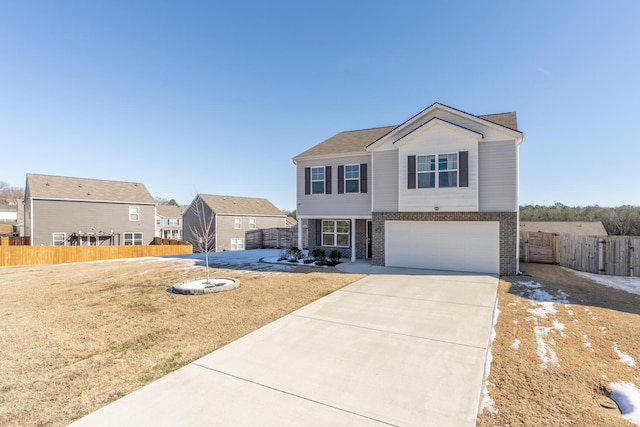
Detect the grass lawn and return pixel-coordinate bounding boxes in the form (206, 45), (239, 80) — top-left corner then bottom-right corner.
(0, 256), (363, 427)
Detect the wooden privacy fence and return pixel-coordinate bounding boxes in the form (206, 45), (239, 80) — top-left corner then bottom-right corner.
(0, 244), (193, 267)
(0, 236), (30, 246)
(520, 232), (640, 277)
(152, 237), (190, 245)
(246, 228), (298, 250)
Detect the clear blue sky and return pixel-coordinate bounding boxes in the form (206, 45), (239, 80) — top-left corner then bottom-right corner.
(1, 1), (639, 210)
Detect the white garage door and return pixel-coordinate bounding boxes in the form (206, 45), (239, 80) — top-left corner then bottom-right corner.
(385, 221), (500, 274)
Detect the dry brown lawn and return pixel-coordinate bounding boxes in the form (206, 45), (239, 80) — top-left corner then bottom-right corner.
(477, 262), (640, 427)
(3, 257), (640, 427)
(0, 256), (364, 427)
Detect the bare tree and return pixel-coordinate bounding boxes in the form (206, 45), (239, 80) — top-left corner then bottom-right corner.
(0, 185), (24, 206)
(188, 196), (216, 284)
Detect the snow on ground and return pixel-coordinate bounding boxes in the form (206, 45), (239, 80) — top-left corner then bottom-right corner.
(479, 304), (499, 415)
(567, 268), (640, 296)
(609, 381), (640, 425)
(174, 249), (296, 272)
(614, 343), (638, 368)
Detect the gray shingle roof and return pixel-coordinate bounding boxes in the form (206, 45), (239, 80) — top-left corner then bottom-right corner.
(26, 174), (156, 204)
(478, 112), (518, 131)
(293, 110), (519, 161)
(156, 204), (183, 218)
(293, 126), (397, 160)
(198, 194), (284, 216)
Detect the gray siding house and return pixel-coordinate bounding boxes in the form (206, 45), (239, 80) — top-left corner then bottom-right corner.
(183, 194), (288, 252)
(293, 102), (525, 275)
(24, 174), (156, 246)
(156, 204), (183, 240)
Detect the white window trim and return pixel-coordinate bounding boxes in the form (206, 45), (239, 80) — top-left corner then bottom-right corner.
(311, 166), (325, 194)
(53, 232), (66, 246)
(416, 152), (459, 189)
(344, 164), (360, 193)
(234, 217), (242, 229)
(231, 238), (244, 250)
(249, 218), (257, 229)
(129, 206), (140, 221)
(123, 232), (143, 245)
(321, 219), (350, 248)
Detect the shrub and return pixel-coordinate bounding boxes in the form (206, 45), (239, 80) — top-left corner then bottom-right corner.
(329, 250), (342, 263)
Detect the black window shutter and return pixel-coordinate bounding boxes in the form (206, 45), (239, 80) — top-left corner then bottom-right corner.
(459, 151), (469, 187)
(408, 155), (416, 189)
(325, 166), (332, 194)
(315, 220), (322, 246)
(338, 165), (344, 194)
(304, 168), (311, 195)
(360, 163), (368, 193)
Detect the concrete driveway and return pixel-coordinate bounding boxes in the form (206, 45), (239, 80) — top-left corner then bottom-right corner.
(69, 264), (498, 427)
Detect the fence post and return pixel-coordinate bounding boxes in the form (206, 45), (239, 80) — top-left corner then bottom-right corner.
(0, 237), (8, 246)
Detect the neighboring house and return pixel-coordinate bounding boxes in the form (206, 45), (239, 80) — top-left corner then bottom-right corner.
(183, 194), (288, 252)
(0, 204), (17, 221)
(156, 204), (184, 240)
(293, 102), (525, 275)
(24, 174), (156, 246)
(520, 221), (608, 236)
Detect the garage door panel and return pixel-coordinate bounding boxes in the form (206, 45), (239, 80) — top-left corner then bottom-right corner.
(385, 221), (499, 274)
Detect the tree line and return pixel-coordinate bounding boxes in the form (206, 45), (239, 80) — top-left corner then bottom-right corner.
(520, 204), (640, 236)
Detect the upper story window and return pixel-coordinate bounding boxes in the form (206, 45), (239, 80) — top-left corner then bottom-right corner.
(345, 164), (360, 193)
(129, 206), (140, 221)
(311, 167), (325, 194)
(412, 153), (463, 189)
(249, 218), (256, 229)
(168, 218), (180, 226)
(156, 218), (161, 226)
(234, 217), (242, 229)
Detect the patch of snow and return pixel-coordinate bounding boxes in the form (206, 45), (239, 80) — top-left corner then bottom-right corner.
(614, 343), (638, 368)
(582, 334), (592, 349)
(511, 339), (521, 350)
(567, 268), (640, 296)
(479, 304), (499, 415)
(609, 381), (640, 425)
(535, 326), (560, 368)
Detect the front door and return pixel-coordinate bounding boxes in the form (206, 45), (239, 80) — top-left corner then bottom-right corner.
(366, 220), (373, 259)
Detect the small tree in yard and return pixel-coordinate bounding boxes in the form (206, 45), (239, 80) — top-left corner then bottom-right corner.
(189, 196), (216, 284)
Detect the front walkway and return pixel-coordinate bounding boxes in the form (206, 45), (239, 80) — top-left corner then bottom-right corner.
(69, 265), (498, 426)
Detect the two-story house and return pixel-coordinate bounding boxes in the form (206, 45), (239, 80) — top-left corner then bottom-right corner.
(293, 102), (525, 275)
(156, 204), (183, 240)
(183, 194), (289, 252)
(24, 174), (156, 246)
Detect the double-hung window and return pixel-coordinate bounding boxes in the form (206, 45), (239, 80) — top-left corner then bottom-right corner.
(231, 238), (244, 250)
(438, 153), (458, 187)
(311, 167), (325, 194)
(417, 155), (436, 188)
(123, 232), (143, 245)
(53, 232), (66, 246)
(322, 220), (350, 247)
(129, 206), (140, 221)
(249, 218), (256, 229)
(345, 164), (360, 193)
(234, 217), (242, 229)
(415, 153), (458, 188)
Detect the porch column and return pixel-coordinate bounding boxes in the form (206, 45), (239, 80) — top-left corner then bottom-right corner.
(351, 218), (356, 262)
(297, 219), (303, 249)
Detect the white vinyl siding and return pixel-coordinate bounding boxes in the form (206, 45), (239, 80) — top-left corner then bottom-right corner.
(372, 150), (398, 212)
(479, 140), (518, 212)
(398, 124), (478, 212)
(296, 157), (372, 217)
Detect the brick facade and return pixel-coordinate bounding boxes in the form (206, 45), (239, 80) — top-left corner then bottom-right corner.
(371, 211), (518, 275)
